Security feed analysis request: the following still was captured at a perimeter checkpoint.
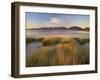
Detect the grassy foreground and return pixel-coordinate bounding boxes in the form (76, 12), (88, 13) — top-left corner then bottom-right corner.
(26, 37), (89, 67)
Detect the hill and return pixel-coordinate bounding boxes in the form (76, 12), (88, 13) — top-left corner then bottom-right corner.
(27, 26), (89, 31)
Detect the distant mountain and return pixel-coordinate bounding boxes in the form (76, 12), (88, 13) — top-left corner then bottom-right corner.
(68, 26), (83, 31)
(68, 26), (89, 31)
(27, 26), (89, 31)
(83, 27), (89, 31)
(35, 26), (67, 30)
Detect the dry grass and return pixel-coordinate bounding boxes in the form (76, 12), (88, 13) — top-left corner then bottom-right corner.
(42, 37), (63, 46)
(26, 37), (89, 67)
(26, 38), (36, 44)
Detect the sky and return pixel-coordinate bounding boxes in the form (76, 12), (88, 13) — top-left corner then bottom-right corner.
(26, 12), (90, 29)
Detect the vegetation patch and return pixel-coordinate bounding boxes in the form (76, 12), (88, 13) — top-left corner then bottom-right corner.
(42, 37), (63, 46)
(26, 37), (89, 67)
(26, 38), (36, 44)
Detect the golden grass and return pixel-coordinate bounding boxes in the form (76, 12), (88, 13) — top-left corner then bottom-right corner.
(26, 37), (89, 67)
(42, 37), (63, 46)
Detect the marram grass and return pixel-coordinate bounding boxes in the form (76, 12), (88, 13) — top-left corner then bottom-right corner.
(26, 37), (89, 67)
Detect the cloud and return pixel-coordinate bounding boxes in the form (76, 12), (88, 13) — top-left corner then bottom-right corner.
(27, 17), (67, 29)
(50, 17), (62, 23)
(44, 17), (65, 27)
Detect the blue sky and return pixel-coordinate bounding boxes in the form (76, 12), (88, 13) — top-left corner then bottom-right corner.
(26, 12), (90, 29)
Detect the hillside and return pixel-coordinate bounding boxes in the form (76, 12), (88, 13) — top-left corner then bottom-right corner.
(27, 26), (89, 31)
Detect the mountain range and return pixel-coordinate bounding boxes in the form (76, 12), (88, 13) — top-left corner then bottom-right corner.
(27, 26), (89, 31)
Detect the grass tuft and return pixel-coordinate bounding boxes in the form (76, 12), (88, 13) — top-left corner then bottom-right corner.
(26, 37), (89, 67)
